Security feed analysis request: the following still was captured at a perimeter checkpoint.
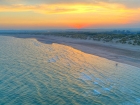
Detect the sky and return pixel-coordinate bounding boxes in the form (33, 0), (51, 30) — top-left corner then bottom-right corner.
(0, 0), (140, 29)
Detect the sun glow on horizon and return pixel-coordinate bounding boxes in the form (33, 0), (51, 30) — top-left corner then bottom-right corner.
(0, 2), (140, 29)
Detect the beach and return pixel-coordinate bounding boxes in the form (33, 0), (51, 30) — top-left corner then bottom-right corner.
(1, 0), (140, 104)
(26, 35), (140, 68)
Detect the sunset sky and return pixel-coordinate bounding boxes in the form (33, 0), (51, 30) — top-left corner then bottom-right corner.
(0, 0), (140, 29)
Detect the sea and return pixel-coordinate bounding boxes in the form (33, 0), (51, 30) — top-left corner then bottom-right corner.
(0, 35), (140, 105)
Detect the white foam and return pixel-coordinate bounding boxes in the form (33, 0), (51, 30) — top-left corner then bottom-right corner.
(81, 73), (92, 80)
(93, 90), (101, 95)
(102, 87), (111, 91)
(48, 58), (56, 63)
(121, 101), (133, 105)
(93, 82), (98, 85)
(48, 56), (59, 63)
(135, 98), (140, 103)
(34, 42), (40, 46)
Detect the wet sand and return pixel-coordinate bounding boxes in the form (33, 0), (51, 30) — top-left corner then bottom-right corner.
(13, 34), (140, 68)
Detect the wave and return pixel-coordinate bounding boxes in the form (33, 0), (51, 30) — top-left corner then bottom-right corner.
(0, 36), (140, 105)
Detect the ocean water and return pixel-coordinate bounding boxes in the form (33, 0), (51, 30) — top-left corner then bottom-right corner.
(0, 36), (140, 105)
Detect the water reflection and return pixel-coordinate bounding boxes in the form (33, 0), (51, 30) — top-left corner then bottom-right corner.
(0, 36), (140, 105)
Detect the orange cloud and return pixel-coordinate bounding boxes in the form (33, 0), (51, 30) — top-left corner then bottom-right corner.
(0, 3), (136, 13)
(0, 2), (140, 29)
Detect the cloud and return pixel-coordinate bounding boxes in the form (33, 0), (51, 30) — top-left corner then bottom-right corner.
(0, 1), (140, 29)
(0, 0), (140, 8)
(0, 2), (140, 14)
(0, 4), (78, 14)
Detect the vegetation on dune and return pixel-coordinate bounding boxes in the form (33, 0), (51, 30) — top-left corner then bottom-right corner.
(47, 31), (140, 46)
(0, 30), (140, 45)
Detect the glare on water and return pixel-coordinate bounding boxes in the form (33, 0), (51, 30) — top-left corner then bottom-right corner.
(0, 36), (140, 105)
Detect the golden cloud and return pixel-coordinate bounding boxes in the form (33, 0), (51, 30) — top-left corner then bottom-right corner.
(0, 2), (139, 14)
(0, 2), (140, 29)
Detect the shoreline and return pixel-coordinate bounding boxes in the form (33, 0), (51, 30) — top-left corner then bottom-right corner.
(36, 35), (140, 68)
(5, 34), (140, 68)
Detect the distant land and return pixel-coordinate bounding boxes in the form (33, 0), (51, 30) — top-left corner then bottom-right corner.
(1, 29), (140, 46)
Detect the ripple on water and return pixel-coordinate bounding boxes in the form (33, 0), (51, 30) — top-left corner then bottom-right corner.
(0, 36), (140, 105)
(93, 90), (101, 96)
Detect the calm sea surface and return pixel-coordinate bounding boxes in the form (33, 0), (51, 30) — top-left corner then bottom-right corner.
(0, 36), (140, 105)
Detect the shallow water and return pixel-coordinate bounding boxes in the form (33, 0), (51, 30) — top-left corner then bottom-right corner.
(0, 36), (140, 105)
